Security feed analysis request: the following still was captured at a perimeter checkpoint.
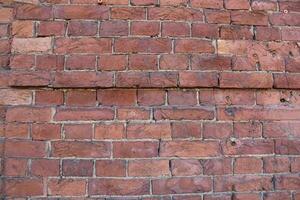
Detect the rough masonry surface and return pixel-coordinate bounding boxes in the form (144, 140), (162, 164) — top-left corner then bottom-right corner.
(0, 0), (300, 199)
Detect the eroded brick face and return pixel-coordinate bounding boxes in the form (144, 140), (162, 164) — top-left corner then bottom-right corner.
(1, 0), (300, 199)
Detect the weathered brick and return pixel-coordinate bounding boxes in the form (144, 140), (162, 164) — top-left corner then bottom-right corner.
(128, 160), (170, 177)
(48, 179), (86, 196)
(54, 108), (114, 121)
(95, 123), (125, 139)
(160, 141), (221, 157)
(89, 179), (150, 195)
(12, 38), (52, 53)
(4, 179), (43, 197)
(148, 7), (203, 21)
(152, 177), (212, 194)
(51, 141), (111, 158)
(155, 107), (214, 120)
(54, 5), (109, 19)
(0, 89), (32, 105)
(113, 141), (159, 158)
(96, 160), (126, 177)
(171, 159), (202, 176)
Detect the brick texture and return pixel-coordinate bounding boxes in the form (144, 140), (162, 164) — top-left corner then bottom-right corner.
(1, 0), (300, 199)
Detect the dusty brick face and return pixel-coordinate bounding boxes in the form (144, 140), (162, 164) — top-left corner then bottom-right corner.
(2, 0), (300, 199)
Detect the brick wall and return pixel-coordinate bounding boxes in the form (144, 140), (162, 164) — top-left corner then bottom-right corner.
(1, 0), (300, 199)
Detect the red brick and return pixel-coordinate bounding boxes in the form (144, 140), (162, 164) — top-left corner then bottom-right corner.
(162, 22), (190, 37)
(191, 0), (223, 9)
(127, 123), (171, 139)
(9, 72), (51, 87)
(203, 122), (233, 139)
(263, 157), (290, 173)
(168, 90), (197, 106)
(38, 21), (66, 36)
(264, 192), (291, 200)
(12, 21), (34, 37)
(51, 141), (111, 158)
(129, 54), (157, 70)
(116, 72), (177, 88)
(270, 13), (300, 26)
(10, 54), (35, 69)
(111, 7), (145, 19)
(65, 90), (96, 106)
(4, 179), (43, 197)
(55, 108), (114, 121)
(171, 159), (202, 176)
(48, 179), (86, 196)
(131, 21), (159, 36)
(199, 89), (255, 105)
(222, 139), (274, 155)
(274, 73), (300, 89)
(100, 21), (128, 36)
(95, 123), (125, 139)
(175, 39), (214, 53)
(128, 160), (170, 177)
(148, 7), (203, 21)
(137, 89), (165, 106)
(155, 107), (214, 120)
(5, 123), (29, 138)
(66, 55), (96, 70)
(115, 38), (171, 53)
(152, 177), (212, 194)
(192, 23), (219, 39)
(279, 1), (300, 12)
(12, 37), (52, 53)
(160, 0), (188, 6)
(96, 160), (126, 177)
(55, 38), (112, 54)
(252, 0), (277, 11)
(160, 141), (221, 157)
(179, 72), (218, 87)
(214, 175), (273, 192)
(256, 27), (281, 41)
(117, 107), (150, 120)
(5, 140), (46, 158)
(0, 24), (9, 37)
(160, 55), (189, 70)
(234, 122), (262, 138)
(98, 55), (127, 71)
(171, 122), (201, 139)
(205, 10), (231, 24)
(0, 8), (13, 22)
(4, 158), (28, 176)
(275, 139), (300, 155)
(291, 158), (300, 172)
(53, 72), (113, 88)
(35, 90), (63, 105)
(16, 4), (52, 20)
(286, 57), (300, 72)
(113, 141), (159, 158)
(64, 124), (93, 139)
(231, 11), (268, 26)
(225, 0), (250, 9)
(218, 106), (300, 121)
(220, 72), (273, 88)
(234, 157), (262, 174)
(276, 175), (300, 190)
(36, 55), (64, 71)
(0, 89), (32, 105)
(202, 158), (232, 175)
(6, 107), (52, 122)
(62, 159), (93, 176)
(31, 159), (59, 177)
(32, 124), (61, 140)
(98, 89), (136, 106)
(68, 20), (98, 36)
(131, 0), (157, 6)
(282, 28), (300, 41)
(220, 25), (252, 40)
(54, 5), (109, 19)
(0, 40), (10, 54)
(89, 179), (150, 195)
